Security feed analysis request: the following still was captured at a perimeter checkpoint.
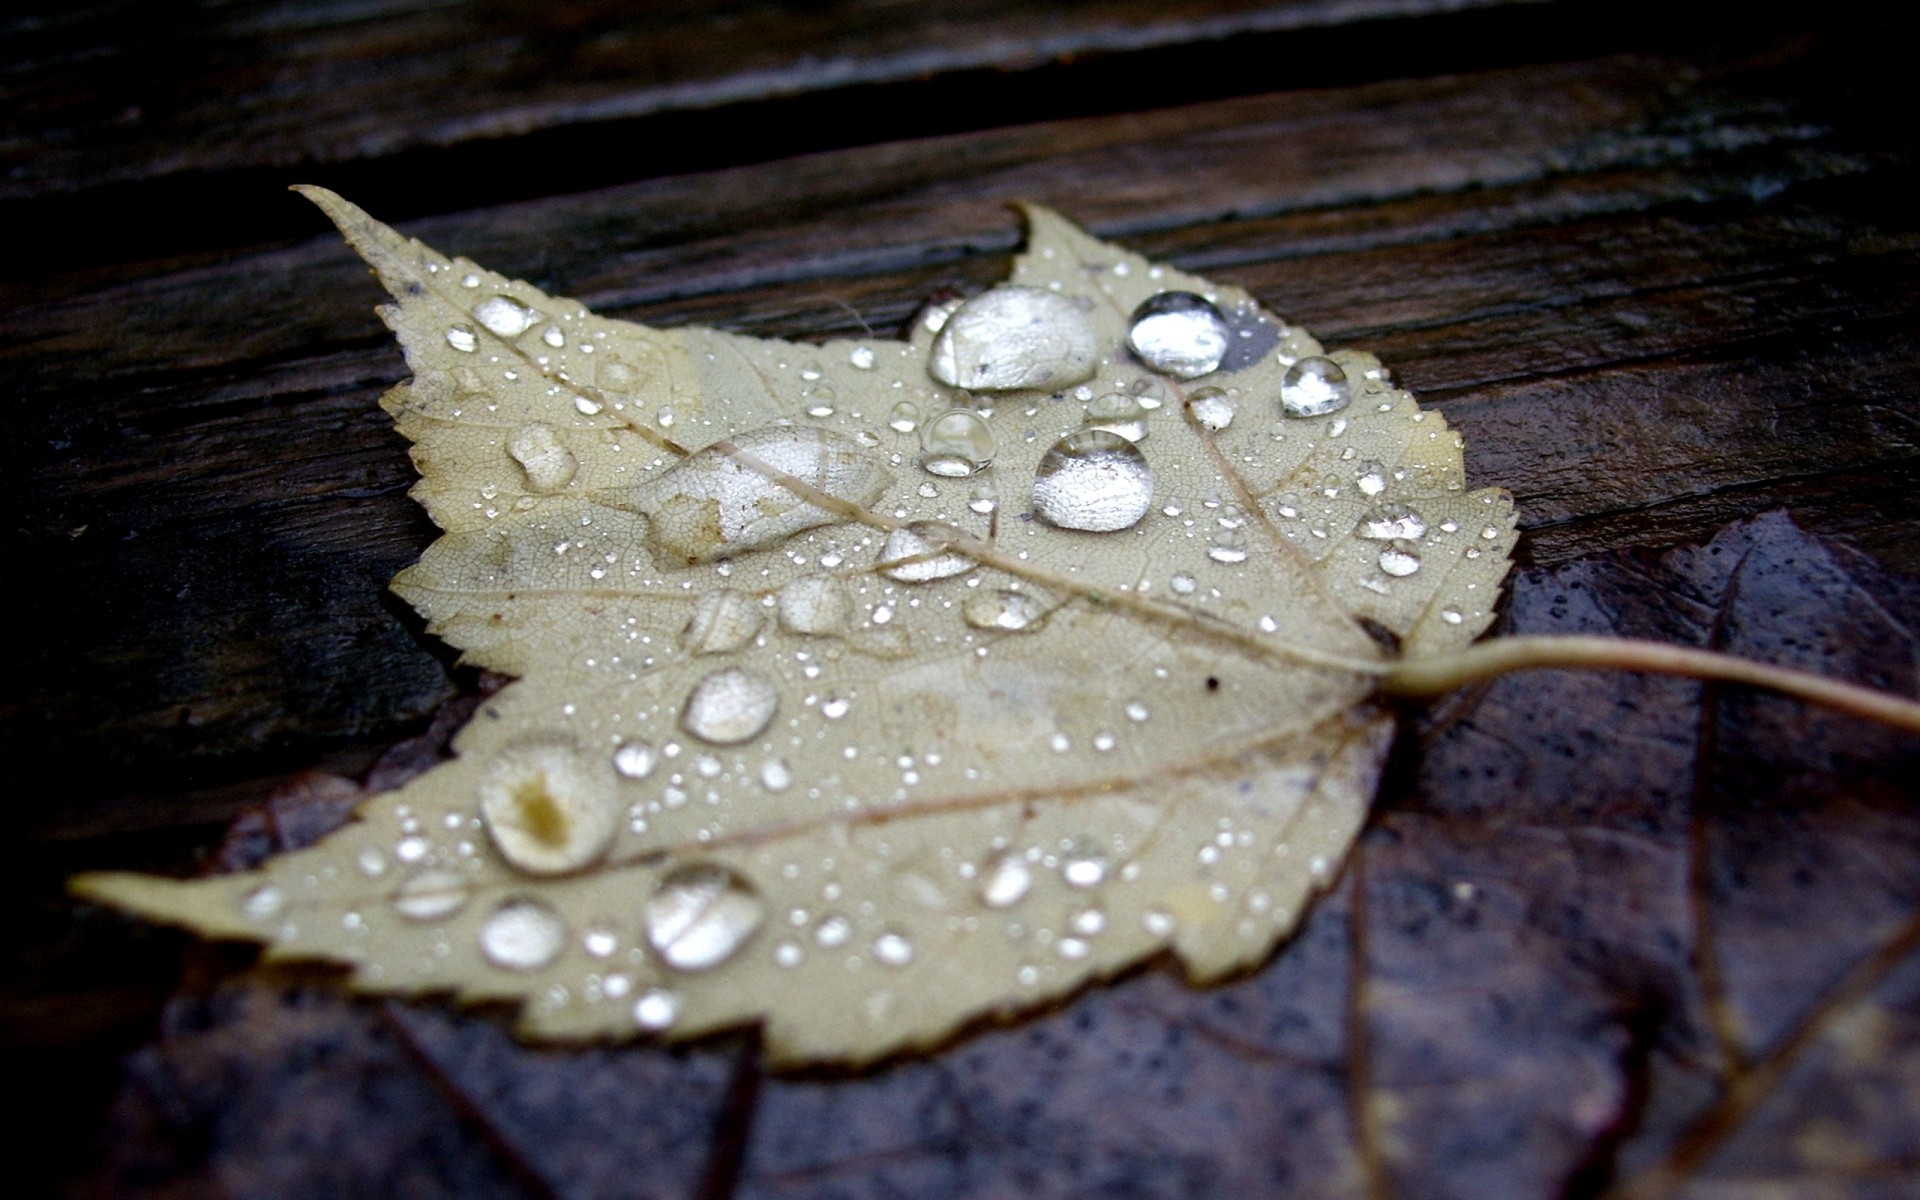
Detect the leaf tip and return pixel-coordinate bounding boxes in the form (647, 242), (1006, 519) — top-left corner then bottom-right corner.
(70, 871), (262, 940)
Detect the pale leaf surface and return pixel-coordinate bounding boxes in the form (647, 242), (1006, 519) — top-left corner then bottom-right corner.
(76, 193), (1516, 1064)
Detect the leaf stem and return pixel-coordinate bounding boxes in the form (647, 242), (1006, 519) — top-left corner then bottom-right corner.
(1380, 635), (1920, 733)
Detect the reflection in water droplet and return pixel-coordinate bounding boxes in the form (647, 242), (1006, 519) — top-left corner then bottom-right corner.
(1280, 357), (1351, 418)
(888, 401), (923, 433)
(778, 576), (854, 636)
(873, 931), (915, 966)
(1084, 393), (1149, 442)
(681, 667), (780, 745)
(683, 589), (764, 654)
(480, 898), (568, 971)
(1188, 387), (1235, 431)
(393, 869), (469, 921)
(446, 324), (478, 353)
(920, 408), (995, 477)
(474, 295), (535, 338)
(1127, 292), (1231, 379)
(1378, 542), (1422, 577)
(1032, 430), (1154, 533)
(962, 589), (1044, 632)
(644, 863), (765, 971)
(929, 286), (1100, 391)
(613, 740), (658, 779)
(634, 988), (681, 1030)
(508, 423), (577, 493)
(480, 739), (619, 875)
(979, 851), (1034, 908)
(880, 523), (975, 582)
(1358, 503), (1427, 541)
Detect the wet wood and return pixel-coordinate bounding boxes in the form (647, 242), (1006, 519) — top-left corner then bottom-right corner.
(5, 1), (1917, 1195)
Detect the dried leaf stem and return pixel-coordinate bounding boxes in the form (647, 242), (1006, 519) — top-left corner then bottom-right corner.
(1381, 634), (1920, 733)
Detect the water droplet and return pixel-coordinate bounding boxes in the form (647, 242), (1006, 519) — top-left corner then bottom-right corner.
(681, 667), (780, 745)
(682, 589), (764, 654)
(849, 346), (876, 370)
(634, 988), (681, 1030)
(1124, 701), (1150, 722)
(760, 759), (794, 792)
(873, 932), (915, 966)
(967, 484), (997, 514)
(978, 851), (1033, 908)
(777, 576), (854, 636)
(1188, 387), (1235, 431)
(1032, 430), (1154, 533)
(774, 940), (804, 967)
(573, 395), (602, 416)
(1127, 291), (1230, 379)
(1083, 392), (1149, 442)
(242, 885), (284, 920)
(1280, 356), (1351, 418)
(644, 863), (765, 972)
(1071, 908), (1107, 936)
(815, 914), (853, 947)
(474, 295), (535, 338)
(962, 589), (1044, 632)
(508, 423), (578, 493)
(1442, 608), (1465, 625)
(358, 846), (387, 878)
(1061, 845), (1109, 888)
(879, 522), (975, 582)
(929, 286), (1100, 391)
(1358, 503), (1428, 541)
(543, 326), (566, 348)
(820, 696), (851, 720)
(1169, 572), (1197, 595)
(613, 740), (658, 779)
(480, 898), (568, 971)
(583, 926), (618, 957)
(1378, 542), (1422, 577)
(920, 408), (995, 478)
(1355, 460), (1387, 497)
(1207, 527), (1249, 564)
(446, 324), (478, 353)
(617, 426), (891, 563)
(1143, 910), (1176, 937)
(480, 739), (619, 875)
(887, 401), (923, 433)
(392, 869), (469, 921)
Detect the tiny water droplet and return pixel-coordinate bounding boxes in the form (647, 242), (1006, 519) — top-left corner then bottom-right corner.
(1169, 572), (1197, 595)
(1207, 527), (1249, 564)
(978, 851), (1034, 908)
(1083, 392), (1149, 442)
(963, 589), (1044, 632)
(1032, 430), (1154, 533)
(644, 863), (765, 971)
(872, 931), (915, 966)
(633, 988), (681, 1030)
(392, 869), (470, 921)
(1378, 542), (1422, 577)
(1071, 908), (1107, 936)
(480, 898), (568, 971)
(849, 345), (876, 370)
(820, 696), (851, 720)
(815, 913), (853, 947)
(1358, 503), (1427, 541)
(1280, 357), (1351, 418)
(446, 324), (478, 353)
(887, 401), (923, 433)
(1127, 292), (1230, 379)
(760, 759), (794, 792)
(242, 885), (284, 920)
(920, 408), (995, 477)
(574, 395), (602, 416)
(1061, 845), (1108, 889)
(967, 483), (996, 514)
(1355, 460), (1387, 496)
(543, 326), (566, 348)
(1125, 700), (1150, 722)
(1188, 387), (1235, 431)
(880, 522), (975, 582)
(474, 295), (535, 338)
(613, 740), (658, 779)
(681, 667), (780, 745)
(1441, 608), (1465, 625)
(583, 926), (618, 957)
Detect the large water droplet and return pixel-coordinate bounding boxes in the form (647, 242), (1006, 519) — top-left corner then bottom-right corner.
(879, 522), (975, 582)
(479, 740), (618, 875)
(613, 426), (891, 564)
(474, 295), (535, 338)
(1280, 357), (1352, 418)
(681, 667), (780, 745)
(1188, 387), (1235, 431)
(1083, 392), (1149, 442)
(777, 575), (853, 636)
(1378, 542), (1422, 577)
(1127, 291), (1230, 379)
(683, 589), (764, 654)
(480, 898), (568, 971)
(393, 868), (471, 922)
(508, 423), (578, 493)
(1032, 430), (1154, 533)
(644, 863), (765, 971)
(1358, 503), (1427, 541)
(978, 851), (1033, 908)
(928, 286), (1100, 391)
(919, 408), (995, 478)
(962, 589), (1044, 632)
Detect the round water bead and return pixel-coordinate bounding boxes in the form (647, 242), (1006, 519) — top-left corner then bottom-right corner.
(920, 408), (996, 478)
(644, 863), (766, 972)
(1358, 503), (1427, 542)
(1187, 387), (1235, 431)
(879, 522), (975, 582)
(392, 868), (471, 922)
(1126, 291), (1230, 379)
(681, 666), (780, 745)
(1083, 392), (1149, 442)
(962, 589), (1045, 632)
(928, 286), (1100, 392)
(480, 897), (568, 971)
(479, 739), (619, 875)
(1280, 357), (1352, 418)
(507, 423), (577, 493)
(1032, 430), (1154, 533)
(474, 295), (535, 338)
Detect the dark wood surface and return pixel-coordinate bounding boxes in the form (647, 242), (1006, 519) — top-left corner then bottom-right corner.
(6, 2), (1919, 1196)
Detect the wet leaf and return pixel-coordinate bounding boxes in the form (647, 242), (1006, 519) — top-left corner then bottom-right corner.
(74, 192), (1516, 1064)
